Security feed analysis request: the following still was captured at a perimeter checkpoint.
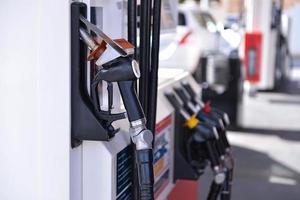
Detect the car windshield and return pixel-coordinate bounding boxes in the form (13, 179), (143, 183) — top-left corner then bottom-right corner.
(192, 11), (218, 32)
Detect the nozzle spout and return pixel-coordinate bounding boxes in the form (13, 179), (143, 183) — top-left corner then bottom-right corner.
(79, 28), (97, 50)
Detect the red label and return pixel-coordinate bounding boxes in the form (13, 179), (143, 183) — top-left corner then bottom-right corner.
(244, 32), (262, 83)
(155, 115), (172, 135)
(154, 115), (173, 199)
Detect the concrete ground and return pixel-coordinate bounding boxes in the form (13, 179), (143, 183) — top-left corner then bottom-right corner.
(199, 65), (300, 200)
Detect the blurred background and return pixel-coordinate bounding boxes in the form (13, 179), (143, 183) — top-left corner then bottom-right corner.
(168, 0), (300, 199)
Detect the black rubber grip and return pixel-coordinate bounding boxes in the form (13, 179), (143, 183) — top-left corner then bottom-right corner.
(215, 140), (226, 157)
(165, 93), (182, 110)
(206, 111), (231, 148)
(136, 149), (154, 200)
(174, 87), (190, 103)
(212, 108), (230, 127)
(118, 81), (145, 122)
(220, 129), (231, 149)
(182, 82), (197, 99)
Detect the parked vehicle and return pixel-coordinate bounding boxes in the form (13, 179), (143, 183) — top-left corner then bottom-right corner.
(159, 4), (236, 74)
(159, 3), (243, 127)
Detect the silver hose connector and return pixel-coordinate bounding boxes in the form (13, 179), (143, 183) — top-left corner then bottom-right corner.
(130, 118), (153, 150)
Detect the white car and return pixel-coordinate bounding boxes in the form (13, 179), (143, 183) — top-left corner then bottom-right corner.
(159, 4), (237, 76)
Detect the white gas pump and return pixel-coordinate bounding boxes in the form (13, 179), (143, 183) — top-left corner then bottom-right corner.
(244, 0), (289, 90)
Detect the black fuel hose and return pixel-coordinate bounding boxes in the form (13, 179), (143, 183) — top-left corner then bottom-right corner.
(207, 181), (222, 200)
(139, 0), (152, 115)
(127, 0), (137, 60)
(136, 149), (154, 200)
(147, 0), (162, 137)
(221, 166), (234, 200)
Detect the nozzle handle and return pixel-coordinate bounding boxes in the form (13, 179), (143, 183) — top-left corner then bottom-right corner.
(174, 87), (191, 103)
(165, 92), (182, 110)
(182, 82), (197, 100)
(205, 141), (221, 168)
(211, 108), (230, 127)
(118, 81), (145, 122)
(194, 124), (220, 168)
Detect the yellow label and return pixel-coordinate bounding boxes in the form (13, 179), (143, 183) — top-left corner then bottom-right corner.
(185, 114), (199, 129)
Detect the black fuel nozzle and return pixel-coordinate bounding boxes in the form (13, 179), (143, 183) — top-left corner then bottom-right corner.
(95, 57), (145, 122)
(213, 108), (230, 127)
(193, 123), (225, 184)
(96, 57), (154, 200)
(180, 81), (228, 126)
(193, 122), (227, 200)
(165, 92), (225, 184)
(174, 87), (227, 159)
(181, 82), (232, 150)
(202, 102), (230, 128)
(179, 83), (233, 200)
(203, 103), (232, 151)
(173, 86), (224, 131)
(79, 20), (154, 199)
(180, 82), (234, 196)
(180, 82), (222, 128)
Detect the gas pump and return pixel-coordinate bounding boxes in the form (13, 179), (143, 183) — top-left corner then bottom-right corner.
(80, 19), (155, 199)
(243, 0), (290, 90)
(71, 1), (157, 199)
(180, 82), (234, 200)
(165, 91), (229, 200)
(162, 76), (235, 200)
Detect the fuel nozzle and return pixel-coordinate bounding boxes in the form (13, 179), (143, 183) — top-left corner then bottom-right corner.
(181, 82), (234, 200)
(194, 124), (225, 183)
(98, 57), (153, 149)
(165, 92), (225, 183)
(182, 81), (230, 127)
(79, 17), (154, 200)
(181, 82), (232, 149)
(99, 57), (154, 200)
(174, 86), (226, 156)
